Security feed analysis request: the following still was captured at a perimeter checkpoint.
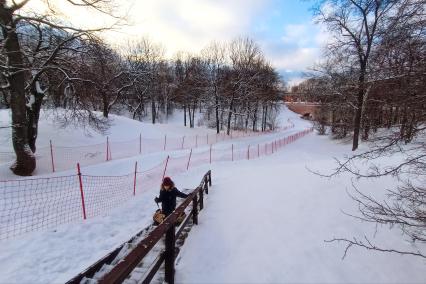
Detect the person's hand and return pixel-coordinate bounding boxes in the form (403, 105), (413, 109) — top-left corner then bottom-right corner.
(154, 197), (159, 203)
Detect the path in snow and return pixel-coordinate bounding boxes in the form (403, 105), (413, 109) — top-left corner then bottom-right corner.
(175, 134), (426, 283)
(1, 106), (424, 283)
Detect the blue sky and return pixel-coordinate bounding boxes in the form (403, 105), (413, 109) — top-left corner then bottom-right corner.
(249, 0), (323, 84)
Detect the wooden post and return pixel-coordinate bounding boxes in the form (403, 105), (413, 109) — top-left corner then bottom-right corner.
(258, 144), (260, 158)
(163, 135), (167, 151)
(164, 224), (176, 284)
(50, 140), (55, 172)
(186, 149), (192, 170)
(139, 133), (142, 154)
(133, 161), (137, 196)
(204, 176), (209, 194)
(77, 163), (87, 220)
(199, 187), (204, 211)
(195, 135), (198, 148)
(192, 194), (198, 225)
(209, 144), (212, 164)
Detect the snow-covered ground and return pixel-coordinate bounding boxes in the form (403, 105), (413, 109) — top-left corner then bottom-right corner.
(0, 108), (293, 179)
(0, 105), (424, 283)
(175, 135), (426, 283)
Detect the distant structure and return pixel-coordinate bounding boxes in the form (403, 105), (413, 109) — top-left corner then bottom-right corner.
(283, 92), (321, 120)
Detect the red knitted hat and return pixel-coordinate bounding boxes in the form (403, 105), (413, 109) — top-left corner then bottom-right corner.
(162, 177), (174, 187)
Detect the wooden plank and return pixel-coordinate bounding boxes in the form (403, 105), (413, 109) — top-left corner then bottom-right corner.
(98, 192), (195, 284)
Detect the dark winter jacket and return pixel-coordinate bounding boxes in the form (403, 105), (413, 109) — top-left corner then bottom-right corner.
(156, 187), (188, 216)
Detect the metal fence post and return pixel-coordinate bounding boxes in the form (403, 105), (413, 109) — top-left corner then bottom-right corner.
(133, 161), (137, 196)
(77, 163), (87, 220)
(231, 144), (234, 161)
(186, 149), (192, 170)
(50, 140), (55, 172)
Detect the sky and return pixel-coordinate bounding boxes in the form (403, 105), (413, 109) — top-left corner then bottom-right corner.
(27, 0), (328, 86)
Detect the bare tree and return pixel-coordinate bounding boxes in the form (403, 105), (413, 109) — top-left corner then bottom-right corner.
(315, 0), (401, 151)
(202, 41), (227, 133)
(0, 0), (120, 175)
(309, 0), (426, 259)
(78, 39), (134, 118)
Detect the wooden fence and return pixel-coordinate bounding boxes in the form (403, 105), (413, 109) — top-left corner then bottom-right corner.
(67, 170), (212, 284)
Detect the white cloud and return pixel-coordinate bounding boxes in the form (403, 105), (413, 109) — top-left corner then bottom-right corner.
(23, 0), (330, 78)
(24, 0), (268, 57)
(281, 24), (311, 46)
(105, 0), (269, 56)
(273, 47), (320, 70)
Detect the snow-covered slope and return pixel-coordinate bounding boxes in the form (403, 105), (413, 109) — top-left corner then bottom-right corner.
(0, 109), (269, 179)
(0, 109), (217, 151)
(0, 105), (424, 283)
(175, 135), (426, 283)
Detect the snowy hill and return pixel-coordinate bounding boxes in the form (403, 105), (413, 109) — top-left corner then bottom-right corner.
(0, 105), (424, 283)
(1, 108), (279, 179)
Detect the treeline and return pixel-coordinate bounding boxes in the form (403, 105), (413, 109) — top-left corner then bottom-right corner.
(0, 1), (282, 175)
(294, 0), (426, 259)
(1, 34), (282, 134)
(293, 0), (425, 146)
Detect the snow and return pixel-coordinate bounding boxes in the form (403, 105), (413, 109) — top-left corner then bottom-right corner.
(0, 108), (217, 152)
(0, 105), (425, 283)
(26, 95), (35, 109)
(175, 135), (426, 283)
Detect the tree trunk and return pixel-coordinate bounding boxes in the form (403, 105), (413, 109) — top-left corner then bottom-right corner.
(164, 95), (168, 123)
(400, 106), (408, 140)
(188, 104), (192, 127)
(245, 104), (250, 131)
(263, 105), (268, 131)
(102, 92), (109, 118)
(1, 6), (36, 175)
(183, 104), (187, 126)
(252, 104), (258, 131)
(226, 95), (235, 135)
(214, 85), (220, 134)
(151, 98), (156, 124)
(352, 72), (366, 151)
(191, 101), (196, 128)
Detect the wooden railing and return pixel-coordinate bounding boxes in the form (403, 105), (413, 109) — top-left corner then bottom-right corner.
(67, 170), (212, 284)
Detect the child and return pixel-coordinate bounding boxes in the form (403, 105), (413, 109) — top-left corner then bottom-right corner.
(154, 177), (188, 217)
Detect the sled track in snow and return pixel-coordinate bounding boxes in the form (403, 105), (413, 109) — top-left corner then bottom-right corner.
(66, 171), (212, 284)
